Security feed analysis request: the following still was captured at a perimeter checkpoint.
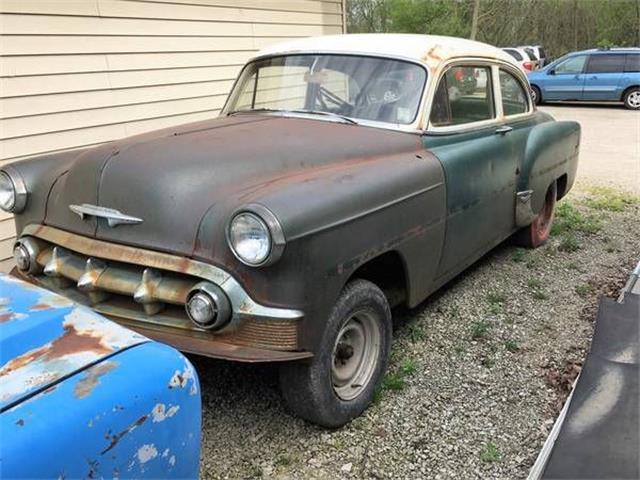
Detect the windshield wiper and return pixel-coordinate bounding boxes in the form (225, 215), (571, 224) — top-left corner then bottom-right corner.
(227, 108), (282, 116)
(227, 108), (358, 125)
(287, 109), (359, 125)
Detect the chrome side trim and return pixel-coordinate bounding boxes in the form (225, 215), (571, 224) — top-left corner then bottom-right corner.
(21, 224), (304, 325)
(69, 203), (143, 227)
(516, 189), (536, 227)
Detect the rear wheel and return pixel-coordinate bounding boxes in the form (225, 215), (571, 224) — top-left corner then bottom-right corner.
(531, 85), (542, 105)
(279, 279), (391, 428)
(623, 87), (640, 110)
(515, 182), (557, 248)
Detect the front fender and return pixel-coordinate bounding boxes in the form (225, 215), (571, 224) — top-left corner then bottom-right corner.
(3, 149), (88, 234)
(520, 119), (581, 217)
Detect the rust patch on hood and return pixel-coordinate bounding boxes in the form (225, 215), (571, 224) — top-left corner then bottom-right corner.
(0, 323), (113, 377)
(74, 361), (118, 399)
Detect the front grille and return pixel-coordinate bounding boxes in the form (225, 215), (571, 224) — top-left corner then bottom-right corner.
(17, 227), (299, 351)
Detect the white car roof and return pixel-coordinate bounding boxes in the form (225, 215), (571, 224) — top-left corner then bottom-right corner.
(255, 34), (518, 69)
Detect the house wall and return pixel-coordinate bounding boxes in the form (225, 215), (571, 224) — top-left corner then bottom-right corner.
(0, 0), (345, 268)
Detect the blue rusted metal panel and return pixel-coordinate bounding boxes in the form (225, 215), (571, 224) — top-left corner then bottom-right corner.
(0, 274), (201, 478)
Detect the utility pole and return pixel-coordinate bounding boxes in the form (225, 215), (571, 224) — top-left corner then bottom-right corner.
(470, 0), (480, 40)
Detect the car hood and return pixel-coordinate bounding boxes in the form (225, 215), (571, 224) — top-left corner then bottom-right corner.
(0, 274), (148, 411)
(44, 114), (422, 257)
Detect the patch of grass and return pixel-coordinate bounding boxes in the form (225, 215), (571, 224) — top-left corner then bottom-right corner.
(552, 202), (602, 236)
(480, 442), (501, 463)
(275, 454), (292, 468)
(487, 292), (506, 304)
(527, 278), (548, 300)
(585, 187), (639, 212)
(406, 323), (427, 343)
(512, 248), (527, 263)
(454, 345), (466, 356)
(487, 292), (506, 314)
(504, 339), (520, 353)
(532, 289), (549, 300)
(558, 233), (581, 252)
(527, 278), (542, 289)
(575, 283), (593, 298)
(471, 320), (491, 340)
(567, 261), (583, 272)
(382, 371), (406, 392)
(401, 359), (418, 376)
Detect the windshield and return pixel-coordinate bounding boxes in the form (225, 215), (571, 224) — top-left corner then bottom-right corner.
(224, 54), (427, 125)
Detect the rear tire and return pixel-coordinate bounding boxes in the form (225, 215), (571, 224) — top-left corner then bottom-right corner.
(515, 182), (557, 248)
(623, 87), (640, 110)
(531, 85), (542, 105)
(279, 279), (392, 428)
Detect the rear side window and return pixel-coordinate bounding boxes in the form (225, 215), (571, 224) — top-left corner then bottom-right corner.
(430, 66), (494, 127)
(499, 70), (528, 116)
(538, 47), (547, 58)
(524, 48), (536, 61)
(505, 49), (523, 61)
(586, 54), (626, 73)
(625, 54), (640, 72)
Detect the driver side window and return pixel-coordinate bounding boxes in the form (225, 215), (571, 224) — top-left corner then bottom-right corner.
(554, 55), (587, 75)
(430, 65), (494, 127)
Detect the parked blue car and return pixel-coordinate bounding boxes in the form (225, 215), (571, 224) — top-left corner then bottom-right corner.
(528, 48), (640, 109)
(0, 274), (201, 479)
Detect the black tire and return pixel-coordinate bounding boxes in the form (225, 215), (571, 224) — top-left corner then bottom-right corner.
(531, 85), (542, 105)
(515, 181), (557, 248)
(623, 87), (640, 110)
(279, 279), (392, 428)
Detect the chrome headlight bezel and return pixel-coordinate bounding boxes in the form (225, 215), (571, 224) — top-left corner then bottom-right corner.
(0, 166), (27, 213)
(227, 204), (285, 267)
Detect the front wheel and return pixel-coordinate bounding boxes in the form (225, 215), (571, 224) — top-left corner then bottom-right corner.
(279, 279), (392, 428)
(515, 182), (557, 248)
(623, 87), (640, 110)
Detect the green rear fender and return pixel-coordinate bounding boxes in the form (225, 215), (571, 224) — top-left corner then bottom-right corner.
(520, 120), (581, 214)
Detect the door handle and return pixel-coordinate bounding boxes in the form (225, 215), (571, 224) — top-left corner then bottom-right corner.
(495, 126), (513, 135)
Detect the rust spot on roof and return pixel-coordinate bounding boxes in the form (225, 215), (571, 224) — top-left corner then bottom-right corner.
(16, 419), (25, 427)
(0, 313), (14, 323)
(74, 361), (118, 399)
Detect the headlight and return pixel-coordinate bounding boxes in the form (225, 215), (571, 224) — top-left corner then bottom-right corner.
(227, 205), (285, 267)
(0, 167), (27, 213)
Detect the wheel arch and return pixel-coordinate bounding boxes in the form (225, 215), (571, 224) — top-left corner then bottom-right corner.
(620, 84), (640, 102)
(346, 250), (409, 308)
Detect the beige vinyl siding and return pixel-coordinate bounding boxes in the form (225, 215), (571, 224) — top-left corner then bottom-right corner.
(0, 0), (345, 266)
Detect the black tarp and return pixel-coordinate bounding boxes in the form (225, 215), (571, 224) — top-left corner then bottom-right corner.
(543, 294), (639, 479)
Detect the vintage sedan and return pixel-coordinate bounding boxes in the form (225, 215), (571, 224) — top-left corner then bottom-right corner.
(0, 274), (201, 478)
(0, 34), (581, 427)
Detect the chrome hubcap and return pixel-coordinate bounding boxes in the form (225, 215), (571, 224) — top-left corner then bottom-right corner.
(628, 91), (640, 108)
(331, 311), (380, 401)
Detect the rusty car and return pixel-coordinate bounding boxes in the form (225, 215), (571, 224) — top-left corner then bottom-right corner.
(0, 34), (581, 427)
(0, 274), (201, 478)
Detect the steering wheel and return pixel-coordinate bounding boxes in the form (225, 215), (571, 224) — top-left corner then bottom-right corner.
(365, 78), (403, 105)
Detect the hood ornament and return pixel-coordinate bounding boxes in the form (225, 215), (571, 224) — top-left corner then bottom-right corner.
(69, 203), (143, 227)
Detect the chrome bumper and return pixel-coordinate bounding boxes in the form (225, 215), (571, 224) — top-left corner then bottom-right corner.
(14, 224), (306, 358)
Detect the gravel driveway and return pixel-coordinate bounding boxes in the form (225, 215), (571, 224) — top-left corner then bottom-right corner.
(196, 192), (639, 478)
